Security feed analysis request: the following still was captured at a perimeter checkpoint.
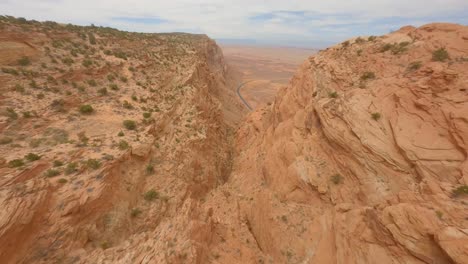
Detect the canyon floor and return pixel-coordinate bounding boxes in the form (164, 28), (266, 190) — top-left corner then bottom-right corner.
(221, 45), (314, 109)
(0, 16), (468, 264)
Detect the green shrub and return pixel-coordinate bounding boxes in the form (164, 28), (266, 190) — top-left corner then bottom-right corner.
(360, 72), (376, 81)
(2, 67), (19, 75)
(355, 37), (365, 44)
(371, 112), (381, 121)
(98, 88), (108, 96)
(109, 83), (119, 90)
(8, 159), (24, 168)
(86, 159), (101, 170)
(79, 104), (94, 114)
(131, 208), (142, 217)
(65, 162), (78, 174)
(118, 140), (129, 150)
(44, 169), (60, 177)
(144, 189), (159, 201)
(82, 59), (93, 67)
(53, 160), (64, 167)
(143, 112), (151, 118)
(118, 131), (124, 137)
(331, 174), (343, 185)
(432, 48), (449, 62)
(452, 185), (468, 197)
(18, 56), (31, 66)
(122, 101), (133, 109)
(22, 111), (32, 118)
(131, 95), (137, 101)
(58, 178), (68, 184)
(408, 61), (422, 71)
(123, 120), (136, 130)
(146, 164), (154, 174)
(107, 74), (115, 82)
(5, 108), (18, 120)
(61, 57), (74, 65)
(88, 33), (96, 45)
(25, 153), (41, 161)
(14, 84), (25, 93)
(87, 79), (97, 87)
(120, 76), (128, 83)
(328, 91), (338, 98)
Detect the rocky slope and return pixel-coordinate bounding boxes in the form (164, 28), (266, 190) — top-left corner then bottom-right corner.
(1, 16), (467, 264)
(0, 16), (244, 263)
(201, 23), (468, 263)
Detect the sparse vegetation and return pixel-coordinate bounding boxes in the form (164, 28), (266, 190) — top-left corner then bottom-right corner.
(360, 71), (376, 81)
(452, 185), (468, 197)
(8, 159), (24, 168)
(146, 164), (154, 175)
(86, 159), (101, 170)
(18, 56), (31, 66)
(118, 140), (129, 150)
(328, 91), (338, 98)
(408, 61), (422, 71)
(5, 107), (18, 120)
(53, 160), (64, 167)
(371, 112), (381, 121)
(432, 48), (449, 62)
(44, 169), (61, 177)
(143, 112), (151, 118)
(368, 36), (377, 41)
(118, 131), (124, 137)
(65, 162), (78, 175)
(0, 137), (13, 145)
(98, 87), (108, 96)
(25, 153), (41, 161)
(123, 120), (137, 130)
(144, 189), (159, 201)
(342, 41), (350, 47)
(109, 83), (119, 90)
(131, 208), (142, 217)
(58, 178), (68, 184)
(331, 174), (343, 185)
(79, 104), (94, 114)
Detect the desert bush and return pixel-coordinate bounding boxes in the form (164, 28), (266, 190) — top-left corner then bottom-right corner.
(44, 169), (60, 177)
(146, 164), (154, 174)
(432, 48), (449, 62)
(88, 33), (96, 45)
(355, 37), (365, 44)
(371, 112), (381, 121)
(131, 94), (138, 101)
(408, 61), (422, 71)
(37, 93), (45, 99)
(65, 162), (78, 174)
(98, 88), (108, 96)
(331, 174), (343, 185)
(118, 140), (129, 150)
(58, 178), (68, 184)
(13, 84), (25, 93)
(130, 208), (142, 217)
(360, 72), (376, 81)
(328, 91), (338, 98)
(120, 76), (128, 83)
(109, 83), (119, 90)
(86, 159), (101, 170)
(452, 185), (468, 197)
(8, 159), (24, 168)
(122, 100), (133, 109)
(79, 104), (94, 114)
(5, 108), (18, 120)
(53, 160), (64, 167)
(143, 112), (151, 118)
(118, 131), (124, 137)
(51, 99), (66, 112)
(2, 68), (19, 75)
(0, 137), (13, 145)
(18, 56), (31, 66)
(82, 59), (93, 67)
(87, 79), (97, 86)
(342, 41), (350, 47)
(123, 120), (136, 130)
(107, 74), (115, 82)
(144, 189), (159, 201)
(25, 153), (41, 161)
(61, 57), (74, 65)
(368, 36), (377, 41)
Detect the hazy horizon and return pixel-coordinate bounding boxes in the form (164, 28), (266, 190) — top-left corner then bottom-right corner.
(1, 0), (467, 48)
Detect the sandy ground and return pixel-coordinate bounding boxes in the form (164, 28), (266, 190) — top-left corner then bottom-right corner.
(221, 45), (315, 109)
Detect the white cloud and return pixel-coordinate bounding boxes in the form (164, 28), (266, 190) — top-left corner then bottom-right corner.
(1, 0), (467, 47)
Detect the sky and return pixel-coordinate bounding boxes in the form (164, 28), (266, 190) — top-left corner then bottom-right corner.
(1, 0), (467, 47)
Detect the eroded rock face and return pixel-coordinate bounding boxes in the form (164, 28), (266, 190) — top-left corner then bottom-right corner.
(203, 23), (468, 263)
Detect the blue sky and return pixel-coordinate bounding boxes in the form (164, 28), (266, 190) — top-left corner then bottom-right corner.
(1, 0), (467, 47)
